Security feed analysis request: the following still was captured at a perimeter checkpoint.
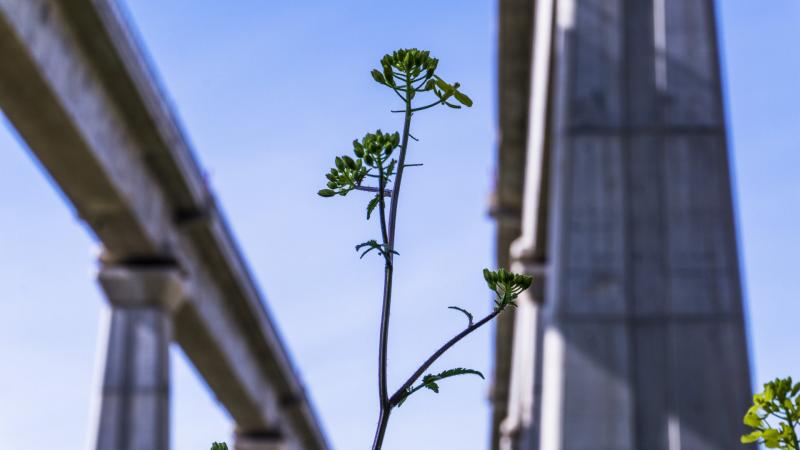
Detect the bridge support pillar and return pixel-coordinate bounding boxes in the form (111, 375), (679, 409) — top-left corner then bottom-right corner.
(234, 432), (286, 450)
(93, 265), (185, 450)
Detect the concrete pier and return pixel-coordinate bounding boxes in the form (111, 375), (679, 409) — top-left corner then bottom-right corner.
(493, 0), (752, 448)
(94, 266), (183, 450)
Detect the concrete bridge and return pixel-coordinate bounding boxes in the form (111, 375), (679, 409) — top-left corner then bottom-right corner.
(0, 0), (754, 449)
(490, 0), (752, 449)
(0, 1), (328, 449)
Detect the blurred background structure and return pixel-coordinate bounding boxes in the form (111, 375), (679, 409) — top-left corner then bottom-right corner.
(0, 1), (798, 450)
(490, 0), (751, 449)
(0, 1), (327, 449)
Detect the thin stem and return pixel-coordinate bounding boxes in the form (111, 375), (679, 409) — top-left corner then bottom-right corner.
(354, 185), (392, 196)
(376, 163), (390, 248)
(390, 97), (450, 113)
(784, 409), (799, 449)
(389, 86), (407, 103)
(388, 308), (500, 406)
(386, 79), (413, 247)
(371, 70), (414, 450)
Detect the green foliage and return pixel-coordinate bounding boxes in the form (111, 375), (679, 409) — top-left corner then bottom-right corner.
(210, 443), (228, 450)
(397, 368), (485, 406)
(366, 194), (381, 219)
(214, 47), (492, 450)
(355, 239), (398, 261)
(741, 377), (800, 449)
(483, 268), (533, 311)
(318, 153), (368, 198)
(312, 48), (526, 450)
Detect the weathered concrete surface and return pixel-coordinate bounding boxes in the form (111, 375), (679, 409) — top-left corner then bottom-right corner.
(94, 266), (183, 450)
(494, 0), (752, 448)
(235, 432), (289, 450)
(0, 1), (328, 448)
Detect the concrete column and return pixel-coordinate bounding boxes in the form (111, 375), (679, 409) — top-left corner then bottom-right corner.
(93, 265), (184, 450)
(532, 0), (752, 448)
(235, 432), (286, 450)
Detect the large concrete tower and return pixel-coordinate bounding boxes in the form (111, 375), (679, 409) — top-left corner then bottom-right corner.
(490, 0), (752, 449)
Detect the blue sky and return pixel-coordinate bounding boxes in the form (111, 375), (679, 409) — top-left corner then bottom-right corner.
(0, 1), (797, 449)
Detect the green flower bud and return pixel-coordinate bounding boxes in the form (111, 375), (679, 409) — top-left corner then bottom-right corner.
(371, 69), (386, 84)
(454, 91), (473, 107)
(498, 268), (508, 283)
(343, 155), (357, 170)
(383, 66), (394, 86)
(326, 181), (337, 189)
(335, 156), (345, 171)
(318, 189), (336, 197)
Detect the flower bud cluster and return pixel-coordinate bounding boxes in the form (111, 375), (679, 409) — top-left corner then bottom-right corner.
(354, 129), (400, 168)
(371, 48), (438, 88)
(483, 268), (533, 310)
(318, 155), (368, 197)
(318, 129), (400, 198)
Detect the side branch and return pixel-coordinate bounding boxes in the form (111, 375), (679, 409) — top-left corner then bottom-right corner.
(388, 308), (501, 406)
(355, 185), (392, 196)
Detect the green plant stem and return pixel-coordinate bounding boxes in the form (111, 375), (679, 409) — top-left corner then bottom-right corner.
(376, 164), (389, 245)
(389, 308), (500, 406)
(371, 72), (413, 450)
(355, 185), (392, 196)
(787, 414), (799, 449)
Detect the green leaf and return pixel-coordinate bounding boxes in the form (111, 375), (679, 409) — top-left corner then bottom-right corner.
(211, 443), (229, 450)
(367, 195), (380, 219)
(740, 430), (762, 444)
(448, 306), (474, 327)
(423, 379), (440, 393)
(422, 368), (485, 392)
(743, 411), (762, 428)
(318, 189), (336, 197)
(386, 159), (397, 177)
(762, 428), (781, 448)
(355, 240), (398, 260)
(398, 367), (486, 406)
(356, 240), (381, 259)
(454, 91), (473, 107)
